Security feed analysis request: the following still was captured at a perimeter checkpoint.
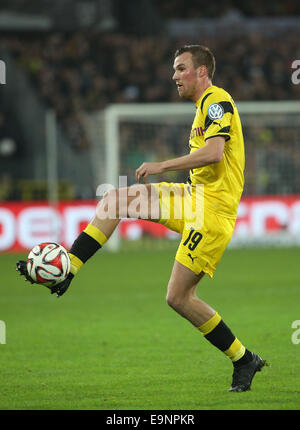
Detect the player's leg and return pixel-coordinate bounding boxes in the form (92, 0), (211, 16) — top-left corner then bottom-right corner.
(63, 181), (182, 279)
(167, 259), (266, 392)
(166, 261), (213, 326)
(67, 184), (160, 275)
(17, 183), (159, 294)
(166, 260), (247, 356)
(93, 183), (160, 238)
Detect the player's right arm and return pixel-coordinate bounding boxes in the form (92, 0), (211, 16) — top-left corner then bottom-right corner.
(136, 136), (225, 183)
(161, 135), (225, 169)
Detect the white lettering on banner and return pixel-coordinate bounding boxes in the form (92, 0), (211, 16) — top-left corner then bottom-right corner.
(63, 206), (96, 248)
(250, 201), (289, 236)
(234, 202), (249, 237)
(290, 202), (300, 234)
(18, 207), (61, 249)
(1, 197), (300, 251)
(0, 209), (15, 250)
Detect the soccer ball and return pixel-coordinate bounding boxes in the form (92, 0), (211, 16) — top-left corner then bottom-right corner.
(27, 242), (70, 287)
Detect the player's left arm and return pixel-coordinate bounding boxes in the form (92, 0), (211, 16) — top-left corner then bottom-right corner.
(136, 136), (225, 183)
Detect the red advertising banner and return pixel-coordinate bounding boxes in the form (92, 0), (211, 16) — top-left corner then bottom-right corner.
(1, 195), (300, 252)
(0, 200), (97, 252)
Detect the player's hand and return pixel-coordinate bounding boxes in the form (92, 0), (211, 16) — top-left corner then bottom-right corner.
(136, 162), (164, 183)
(16, 260), (35, 284)
(50, 272), (74, 297)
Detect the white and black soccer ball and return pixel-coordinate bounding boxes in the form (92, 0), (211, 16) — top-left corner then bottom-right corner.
(27, 242), (70, 287)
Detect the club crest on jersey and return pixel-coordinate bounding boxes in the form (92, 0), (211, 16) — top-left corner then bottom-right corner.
(208, 103), (224, 120)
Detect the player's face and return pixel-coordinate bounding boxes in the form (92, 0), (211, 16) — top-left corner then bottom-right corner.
(173, 52), (199, 100)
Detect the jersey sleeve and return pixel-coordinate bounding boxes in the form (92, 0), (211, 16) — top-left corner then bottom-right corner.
(202, 92), (234, 142)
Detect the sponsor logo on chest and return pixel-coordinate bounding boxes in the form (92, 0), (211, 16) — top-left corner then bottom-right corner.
(190, 127), (205, 139)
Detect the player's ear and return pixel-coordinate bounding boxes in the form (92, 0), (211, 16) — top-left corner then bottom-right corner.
(197, 65), (206, 78)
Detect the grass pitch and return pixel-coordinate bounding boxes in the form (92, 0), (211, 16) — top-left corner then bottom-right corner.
(0, 245), (300, 410)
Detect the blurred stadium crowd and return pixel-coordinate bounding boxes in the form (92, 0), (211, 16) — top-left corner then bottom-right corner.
(153, 0), (300, 18)
(1, 29), (299, 151)
(0, 0), (300, 200)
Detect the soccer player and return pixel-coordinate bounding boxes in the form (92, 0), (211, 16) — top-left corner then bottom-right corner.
(17, 45), (266, 392)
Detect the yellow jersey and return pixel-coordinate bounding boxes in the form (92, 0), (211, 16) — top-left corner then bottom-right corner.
(189, 85), (245, 218)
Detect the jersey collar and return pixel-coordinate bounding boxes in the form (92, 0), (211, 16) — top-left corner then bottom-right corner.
(195, 85), (216, 108)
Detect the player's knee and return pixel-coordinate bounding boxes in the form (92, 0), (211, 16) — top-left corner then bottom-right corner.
(166, 291), (185, 313)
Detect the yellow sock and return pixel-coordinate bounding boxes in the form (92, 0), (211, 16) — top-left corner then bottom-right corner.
(83, 224), (108, 247)
(68, 253), (84, 275)
(224, 338), (246, 362)
(68, 224), (108, 275)
(198, 312), (246, 362)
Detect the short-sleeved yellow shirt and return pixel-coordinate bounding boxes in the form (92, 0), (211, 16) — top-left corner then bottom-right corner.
(151, 85), (245, 276)
(189, 85), (245, 218)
